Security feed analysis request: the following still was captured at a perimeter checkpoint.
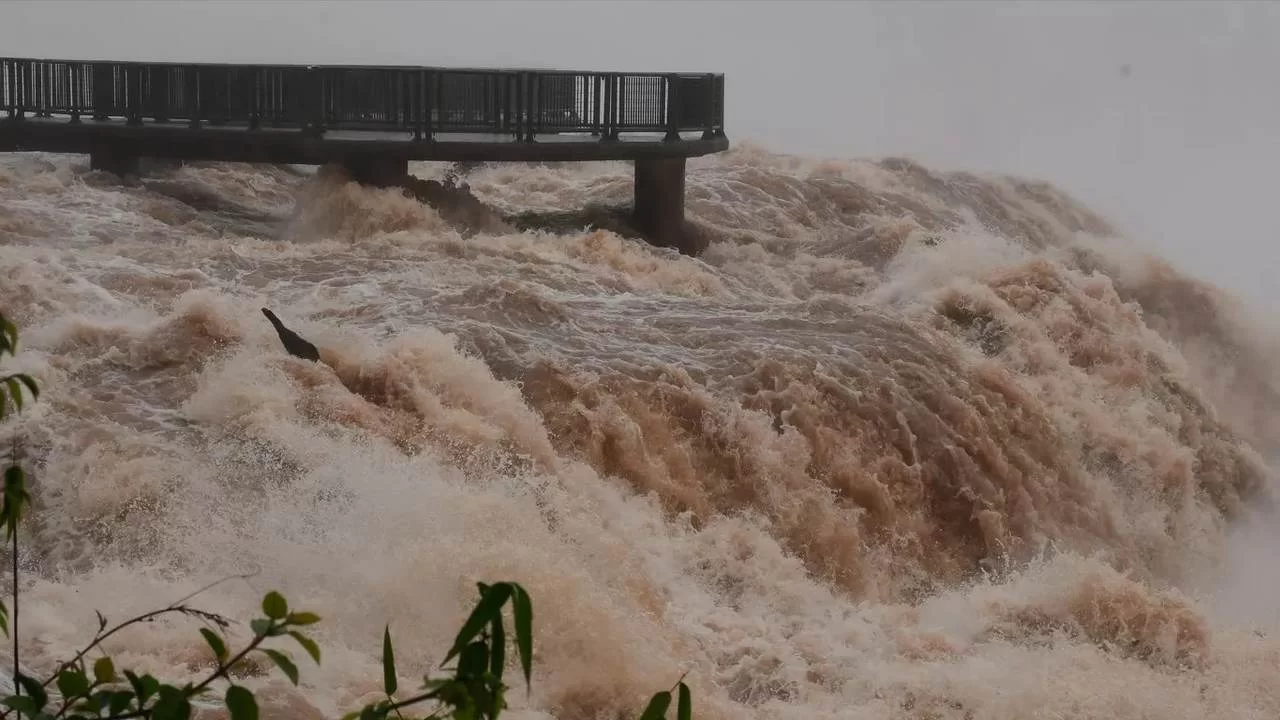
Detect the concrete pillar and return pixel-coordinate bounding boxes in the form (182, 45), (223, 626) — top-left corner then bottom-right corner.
(342, 155), (410, 188)
(634, 157), (700, 255)
(89, 143), (140, 178)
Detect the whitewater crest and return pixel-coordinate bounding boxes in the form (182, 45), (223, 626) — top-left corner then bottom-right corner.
(1, 145), (1279, 720)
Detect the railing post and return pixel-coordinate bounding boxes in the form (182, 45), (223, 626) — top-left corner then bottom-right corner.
(399, 69), (408, 131)
(149, 66), (168, 123)
(612, 73), (624, 141)
(715, 74), (725, 137)
(4, 60), (15, 121)
(41, 62), (51, 118)
(413, 69), (424, 141)
(664, 74), (680, 142)
(701, 73), (715, 140)
(34, 62), (45, 118)
(248, 66), (261, 130)
(588, 73), (599, 137)
(188, 65), (201, 129)
(599, 73), (615, 142)
(427, 70), (437, 141)
(42, 62), (53, 118)
(509, 72), (520, 140)
(304, 66), (324, 137)
(523, 72), (536, 142)
(126, 64), (143, 126)
(15, 59), (27, 120)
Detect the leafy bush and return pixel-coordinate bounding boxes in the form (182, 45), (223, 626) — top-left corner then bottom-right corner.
(0, 312), (694, 720)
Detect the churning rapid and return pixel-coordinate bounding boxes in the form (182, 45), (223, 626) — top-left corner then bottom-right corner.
(2, 143), (1280, 720)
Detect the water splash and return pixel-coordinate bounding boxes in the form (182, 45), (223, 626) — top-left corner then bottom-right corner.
(2, 145), (1279, 720)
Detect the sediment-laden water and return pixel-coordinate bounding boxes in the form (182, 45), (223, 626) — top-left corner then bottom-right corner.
(1, 144), (1278, 720)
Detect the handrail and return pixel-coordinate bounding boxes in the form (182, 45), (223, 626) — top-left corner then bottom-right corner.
(0, 57), (726, 142)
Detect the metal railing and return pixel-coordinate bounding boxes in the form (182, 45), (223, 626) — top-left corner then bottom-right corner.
(0, 57), (726, 142)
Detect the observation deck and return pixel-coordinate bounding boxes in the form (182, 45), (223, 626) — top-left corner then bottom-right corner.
(0, 57), (729, 254)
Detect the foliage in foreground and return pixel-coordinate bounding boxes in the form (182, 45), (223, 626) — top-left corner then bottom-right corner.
(0, 312), (694, 720)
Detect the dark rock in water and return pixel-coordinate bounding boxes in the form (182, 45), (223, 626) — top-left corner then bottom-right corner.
(401, 175), (512, 236)
(261, 308), (321, 362)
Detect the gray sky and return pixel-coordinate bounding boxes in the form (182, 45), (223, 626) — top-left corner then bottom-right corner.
(5, 0), (1279, 311)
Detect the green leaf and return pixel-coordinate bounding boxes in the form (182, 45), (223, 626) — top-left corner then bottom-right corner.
(382, 625), (397, 696)
(285, 612), (320, 626)
(108, 691), (135, 715)
(420, 678), (451, 696)
(489, 611), (506, 680)
(0, 316), (15, 352)
(262, 649), (299, 686)
(15, 672), (48, 711)
(6, 378), (22, 411)
(123, 670), (144, 699)
(511, 584), (533, 690)
(17, 375), (38, 402)
(3, 464), (31, 538)
(93, 657), (116, 684)
(249, 619), (274, 638)
(141, 678), (162, 704)
(152, 686), (192, 720)
(284, 630), (318, 666)
(261, 591), (288, 620)
(0, 599), (8, 637)
(638, 691), (672, 720)
(1, 696), (39, 717)
(288, 631), (321, 664)
(444, 583), (513, 667)
(199, 628), (228, 663)
(225, 685), (259, 720)
(458, 640), (488, 680)
(76, 690), (111, 714)
(677, 682), (692, 720)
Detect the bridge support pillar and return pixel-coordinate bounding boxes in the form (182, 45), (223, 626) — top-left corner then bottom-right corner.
(634, 157), (701, 255)
(342, 156), (409, 188)
(90, 144), (140, 178)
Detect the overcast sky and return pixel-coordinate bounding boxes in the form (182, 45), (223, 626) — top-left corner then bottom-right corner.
(5, 0), (1279, 311)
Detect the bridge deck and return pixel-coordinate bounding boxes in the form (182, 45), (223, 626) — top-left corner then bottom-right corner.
(0, 114), (728, 163)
